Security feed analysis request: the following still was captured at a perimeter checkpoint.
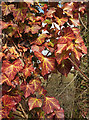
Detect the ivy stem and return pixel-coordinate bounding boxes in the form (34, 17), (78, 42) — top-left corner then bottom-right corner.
(19, 103), (28, 119)
(78, 13), (89, 31)
(68, 58), (89, 81)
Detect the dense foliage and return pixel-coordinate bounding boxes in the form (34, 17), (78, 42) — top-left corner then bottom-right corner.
(0, 1), (87, 119)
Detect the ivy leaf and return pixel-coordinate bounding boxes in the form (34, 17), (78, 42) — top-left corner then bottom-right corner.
(55, 16), (68, 26)
(20, 79), (41, 98)
(72, 27), (80, 36)
(30, 25), (41, 34)
(34, 52), (55, 76)
(46, 8), (56, 18)
(57, 59), (72, 76)
(67, 35), (87, 60)
(2, 59), (24, 81)
(55, 50), (70, 64)
(55, 7), (63, 18)
(28, 97), (42, 111)
(21, 64), (34, 78)
(31, 45), (45, 53)
(58, 27), (75, 44)
(2, 2), (14, 16)
(20, 81), (34, 98)
(24, 25), (31, 33)
(0, 73), (12, 86)
(54, 108), (64, 119)
(35, 34), (48, 45)
(69, 18), (80, 26)
(29, 79), (41, 91)
(42, 96), (60, 114)
(37, 86), (47, 96)
(56, 44), (67, 54)
(2, 95), (17, 112)
(12, 3), (28, 22)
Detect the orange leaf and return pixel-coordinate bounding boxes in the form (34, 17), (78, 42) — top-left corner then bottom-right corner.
(35, 34), (48, 45)
(54, 108), (64, 119)
(42, 96), (60, 114)
(22, 64), (34, 78)
(70, 18), (80, 26)
(56, 44), (67, 54)
(20, 81), (34, 98)
(28, 97), (42, 111)
(34, 52), (55, 76)
(30, 25), (41, 34)
(58, 27), (75, 43)
(2, 59), (24, 81)
(55, 16), (68, 26)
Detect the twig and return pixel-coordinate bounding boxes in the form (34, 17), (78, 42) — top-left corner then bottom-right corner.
(78, 13), (89, 31)
(58, 74), (77, 97)
(68, 58), (89, 81)
(13, 111), (25, 118)
(19, 103), (28, 119)
(75, 88), (88, 100)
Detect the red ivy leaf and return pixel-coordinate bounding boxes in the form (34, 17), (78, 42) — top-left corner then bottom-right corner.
(55, 16), (68, 26)
(29, 79), (41, 91)
(58, 27), (75, 44)
(2, 59), (24, 81)
(37, 86), (47, 96)
(20, 81), (34, 98)
(56, 44), (67, 54)
(34, 52), (55, 76)
(30, 25), (41, 34)
(0, 73), (12, 86)
(2, 2), (14, 16)
(55, 50), (70, 64)
(69, 18), (80, 26)
(35, 34), (48, 45)
(28, 97), (42, 111)
(21, 64), (34, 78)
(54, 108), (64, 119)
(57, 59), (72, 76)
(42, 96), (60, 114)
(2, 95), (17, 112)
(31, 45), (45, 53)
(12, 3), (28, 22)
(20, 79), (41, 98)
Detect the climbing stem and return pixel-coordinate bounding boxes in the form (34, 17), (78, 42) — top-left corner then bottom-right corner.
(68, 58), (89, 81)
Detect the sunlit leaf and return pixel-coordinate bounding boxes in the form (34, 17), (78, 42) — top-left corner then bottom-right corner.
(2, 59), (24, 81)
(69, 18), (80, 26)
(56, 44), (67, 54)
(54, 108), (64, 119)
(2, 95), (17, 112)
(55, 16), (68, 26)
(42, 96), (60, 114)
(35, 34), (48, 45)
(2, 2), (14, 16)
(28, 97), (42, 111)
(30, 25), (41, 34)
(58, 27), (75, 43)
(34, 52), (55, 76)
(21, 64), (34, 78)
(12, 3), (28, 22)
